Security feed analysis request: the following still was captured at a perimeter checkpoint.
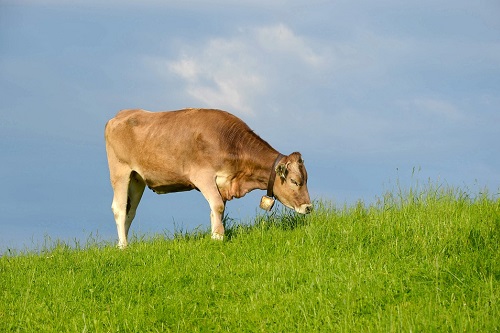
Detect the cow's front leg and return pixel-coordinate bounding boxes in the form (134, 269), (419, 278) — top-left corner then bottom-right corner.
(209, 198), (226, 240)
(196, 176), (226, 240)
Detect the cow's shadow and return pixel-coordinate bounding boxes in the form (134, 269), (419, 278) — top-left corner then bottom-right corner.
(223, 207), (310, 241)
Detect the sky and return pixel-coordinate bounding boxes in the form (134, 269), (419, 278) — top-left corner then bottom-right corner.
(1, 0), (499, 252)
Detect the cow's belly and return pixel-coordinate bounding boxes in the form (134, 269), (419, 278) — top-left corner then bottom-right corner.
(141, 170), (197, 194)
(148, 183), (197, 194)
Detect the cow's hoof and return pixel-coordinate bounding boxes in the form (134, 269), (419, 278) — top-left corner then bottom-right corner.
(117, 242), (128, 250)
(211, 233), (224, 241)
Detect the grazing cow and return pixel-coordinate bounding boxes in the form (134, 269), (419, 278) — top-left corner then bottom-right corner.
(105, 108), (312, 248)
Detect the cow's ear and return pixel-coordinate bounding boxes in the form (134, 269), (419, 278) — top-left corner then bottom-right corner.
(276, 163), (288, 180)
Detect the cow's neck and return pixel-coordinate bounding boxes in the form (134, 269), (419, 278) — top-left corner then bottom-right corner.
(238, 149), (283, 196)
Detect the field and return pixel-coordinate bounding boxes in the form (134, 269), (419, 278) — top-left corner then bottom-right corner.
(1, 183), (499, 332)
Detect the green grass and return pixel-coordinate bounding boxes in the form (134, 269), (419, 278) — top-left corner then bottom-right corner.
(1, 183), (499, 332)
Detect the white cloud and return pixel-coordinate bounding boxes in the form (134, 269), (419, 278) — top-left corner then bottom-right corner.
(164, 38), (265, 115)
(168, 58), (199, 82)
(254, 23), (326, 68)
(146, 23), (329, 116)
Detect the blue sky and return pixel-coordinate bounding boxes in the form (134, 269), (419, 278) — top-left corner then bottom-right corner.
(1, 0), (499, 252)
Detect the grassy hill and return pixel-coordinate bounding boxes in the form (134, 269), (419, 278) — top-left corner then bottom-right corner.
(1, 184), (499, 332)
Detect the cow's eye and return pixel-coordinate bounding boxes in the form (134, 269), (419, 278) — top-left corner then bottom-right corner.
(290, 179), (300, 186)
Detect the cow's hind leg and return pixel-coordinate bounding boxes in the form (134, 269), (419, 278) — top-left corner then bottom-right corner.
(110, 169), (145, 249)
(110, 170), (131, 249)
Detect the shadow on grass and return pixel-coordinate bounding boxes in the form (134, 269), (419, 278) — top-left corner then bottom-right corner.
(223, 205), (312, 241)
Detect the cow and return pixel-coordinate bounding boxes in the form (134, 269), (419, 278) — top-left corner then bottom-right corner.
(104, 108), (312, 248)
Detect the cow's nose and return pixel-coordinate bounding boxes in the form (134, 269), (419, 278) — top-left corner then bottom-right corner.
(296, 203), (313, 214)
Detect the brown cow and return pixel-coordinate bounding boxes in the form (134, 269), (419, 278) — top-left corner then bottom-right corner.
(105, 108), (312, 248)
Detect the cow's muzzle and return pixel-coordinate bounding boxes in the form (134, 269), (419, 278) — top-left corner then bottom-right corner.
(296, 203), (313, 214)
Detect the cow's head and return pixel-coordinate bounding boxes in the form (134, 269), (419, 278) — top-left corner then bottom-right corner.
(273, 152), (312, 214)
